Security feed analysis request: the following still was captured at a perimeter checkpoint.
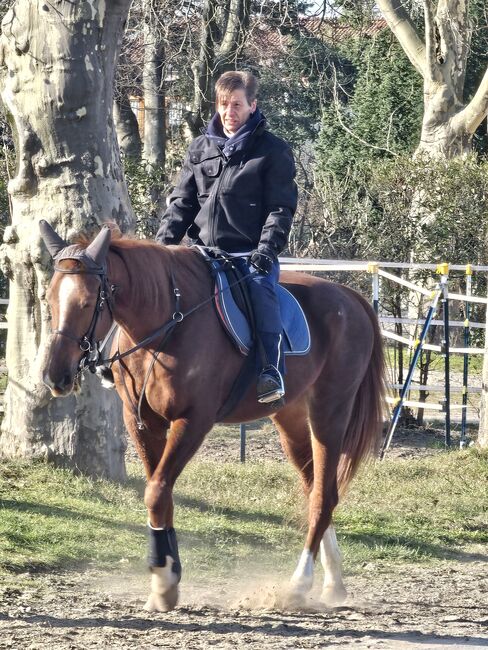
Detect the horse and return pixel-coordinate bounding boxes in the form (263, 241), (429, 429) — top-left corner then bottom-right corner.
(40, 221), (385, 612)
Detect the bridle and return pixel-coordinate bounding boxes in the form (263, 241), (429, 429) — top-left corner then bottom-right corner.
(51, 249), (252, 428)
(53, 263), (116, 374)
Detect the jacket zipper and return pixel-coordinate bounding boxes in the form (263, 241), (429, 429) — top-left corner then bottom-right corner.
(208, 157), (230, 248)
(206, 118), (265, 247)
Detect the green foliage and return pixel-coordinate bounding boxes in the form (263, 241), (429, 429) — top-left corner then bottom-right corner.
(123, 138), (187, 239)
(123, 157), (167, 239)
(366, 153), (488, 265)
(255, 31), (338, 149)
(317, 31), (423, 179)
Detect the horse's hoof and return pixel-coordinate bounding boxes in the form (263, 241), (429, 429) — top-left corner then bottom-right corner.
(144, 584), (179, 612)
(320, 584), (347, 607)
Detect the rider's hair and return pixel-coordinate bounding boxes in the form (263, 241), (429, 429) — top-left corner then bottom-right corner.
(215, 71), (258, 105)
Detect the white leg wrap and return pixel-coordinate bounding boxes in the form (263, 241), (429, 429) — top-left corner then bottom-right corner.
(290, 548), (314, 595)
(320, 525), (347, 605)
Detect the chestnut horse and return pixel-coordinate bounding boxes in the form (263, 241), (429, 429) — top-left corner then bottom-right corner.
(41, 222), (384, 612)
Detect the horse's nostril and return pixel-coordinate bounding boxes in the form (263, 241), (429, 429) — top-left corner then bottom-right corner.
(42, 370), (73, 394)
(43, 371), (55, 390)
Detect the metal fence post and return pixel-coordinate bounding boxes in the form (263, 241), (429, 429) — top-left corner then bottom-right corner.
(460, 264), (472, 448)
(438, 263), (451, 448)
(240, 423), (246, 462)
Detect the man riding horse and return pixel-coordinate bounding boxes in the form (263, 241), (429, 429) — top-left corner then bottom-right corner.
(156, 71), (297, 404)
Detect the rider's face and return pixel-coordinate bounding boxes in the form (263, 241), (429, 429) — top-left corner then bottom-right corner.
(217, 89), (257, 135)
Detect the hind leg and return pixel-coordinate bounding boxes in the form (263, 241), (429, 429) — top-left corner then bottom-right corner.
(305, 393), (357, 606)
(272, 401), (316, 600)
(320, 524), (347, 605)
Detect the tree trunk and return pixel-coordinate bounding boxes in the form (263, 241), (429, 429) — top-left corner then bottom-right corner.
(114, 93), (142, 160)
(0, 0), (135, 478)
(141, 0), (166, 233)
(186, 0), (250, 137)
(187, 0), (219, 137)
(142, 0), (165, 168)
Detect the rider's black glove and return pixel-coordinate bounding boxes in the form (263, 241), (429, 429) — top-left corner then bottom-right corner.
(250, 250), (275, 275)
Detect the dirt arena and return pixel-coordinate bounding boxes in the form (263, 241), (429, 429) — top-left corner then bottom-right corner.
(1, 428), (487, 649)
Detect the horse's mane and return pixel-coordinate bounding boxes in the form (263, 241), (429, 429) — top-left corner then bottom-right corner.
(109, 238), (175, 307)
(73, 232), (179, 306)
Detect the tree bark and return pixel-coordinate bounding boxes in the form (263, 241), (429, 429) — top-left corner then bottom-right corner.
(186, 0), (250, 137)
(0, 0), (135, 477)
(376, 0), (488, 158)
(114, 93), (142, 160)
(187, 0), (219, 137)
(142, 0), (165, 168)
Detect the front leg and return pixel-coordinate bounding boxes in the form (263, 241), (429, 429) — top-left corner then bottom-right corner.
(144, 415), (211, 612)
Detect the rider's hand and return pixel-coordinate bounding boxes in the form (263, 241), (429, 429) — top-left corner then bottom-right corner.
(250, 250), (274, 275)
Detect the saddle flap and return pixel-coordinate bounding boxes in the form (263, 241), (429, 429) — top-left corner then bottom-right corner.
(214, 267), (310, 357)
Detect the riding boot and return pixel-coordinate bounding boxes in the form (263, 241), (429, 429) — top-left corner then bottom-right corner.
(257, 332), (285, 404)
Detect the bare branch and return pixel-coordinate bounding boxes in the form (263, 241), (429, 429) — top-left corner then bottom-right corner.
(422, 0), (437, 80)
(375, 0), (426, 77)
(453, 65), (488, 136)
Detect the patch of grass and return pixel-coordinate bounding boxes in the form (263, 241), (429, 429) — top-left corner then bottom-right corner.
(0, 461), (146, 573)
(336, 448), (488, 567)
(0, 449), (486, 579)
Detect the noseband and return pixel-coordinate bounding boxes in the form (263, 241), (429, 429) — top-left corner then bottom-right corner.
(53, 264), (116, 373)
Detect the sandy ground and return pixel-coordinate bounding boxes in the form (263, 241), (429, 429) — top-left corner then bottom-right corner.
(1, 427), (487, 649)
(1, 560), (487, 649)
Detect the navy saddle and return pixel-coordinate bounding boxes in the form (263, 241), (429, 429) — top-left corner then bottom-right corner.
(201, 252), (311, 357)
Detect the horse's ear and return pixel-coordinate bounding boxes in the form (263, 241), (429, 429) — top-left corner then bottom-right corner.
(104, 221), (122, 240)
(39, 220), (68, 258)
(85, 225), (111, 267)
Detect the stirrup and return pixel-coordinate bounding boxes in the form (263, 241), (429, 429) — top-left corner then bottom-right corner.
(257, 367), (285, 404)
(258, 388), (285, 404)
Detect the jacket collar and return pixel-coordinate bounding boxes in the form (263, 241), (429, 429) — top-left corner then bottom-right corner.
(206, 108), (266, 156)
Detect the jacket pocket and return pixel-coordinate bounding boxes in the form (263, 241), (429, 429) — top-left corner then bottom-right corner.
(190, 152), (222, 177)
(202, 159), (221, 177)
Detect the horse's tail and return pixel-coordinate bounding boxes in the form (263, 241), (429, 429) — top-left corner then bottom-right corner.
(337, 294), (386, 496)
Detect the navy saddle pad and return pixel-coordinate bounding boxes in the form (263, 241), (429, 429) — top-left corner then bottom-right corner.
(213, 265), (311, 357)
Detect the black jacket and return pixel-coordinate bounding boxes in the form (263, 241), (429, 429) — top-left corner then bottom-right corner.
(155, 118), (297, 259)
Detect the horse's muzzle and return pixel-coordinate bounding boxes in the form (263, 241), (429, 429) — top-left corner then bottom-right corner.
(42, 369), (74, 396)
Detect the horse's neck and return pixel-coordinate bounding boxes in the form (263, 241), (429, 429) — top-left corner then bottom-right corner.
(108, 244), (175, 339)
